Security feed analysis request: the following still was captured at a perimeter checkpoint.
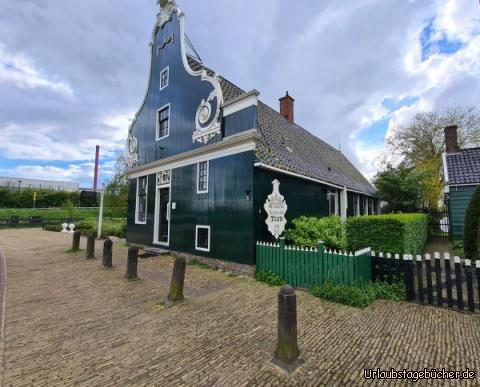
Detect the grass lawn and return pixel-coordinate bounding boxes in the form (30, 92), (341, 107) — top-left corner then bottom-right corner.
(0, 207), (127, 220)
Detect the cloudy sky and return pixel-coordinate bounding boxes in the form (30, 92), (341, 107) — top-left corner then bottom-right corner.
(0, 0), (478, 188)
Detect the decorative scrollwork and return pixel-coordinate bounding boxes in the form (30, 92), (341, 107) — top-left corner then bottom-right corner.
(157, 170), (171, 186)
(192, 86), (222, 144)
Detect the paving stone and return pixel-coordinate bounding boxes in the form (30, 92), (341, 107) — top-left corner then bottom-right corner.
(0, 229), (479, 386)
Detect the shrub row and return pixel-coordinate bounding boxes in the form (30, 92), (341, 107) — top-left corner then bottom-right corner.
(310, 281), (406, 308)
(75, 218), (127, 238)
(0, 188), (98, 208)
(284, 213), (428, 255)
(345, 213), (428, 255)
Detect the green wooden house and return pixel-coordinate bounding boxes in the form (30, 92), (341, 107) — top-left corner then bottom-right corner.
(125, 1), (377, 272)
(443, 125), (480, 241)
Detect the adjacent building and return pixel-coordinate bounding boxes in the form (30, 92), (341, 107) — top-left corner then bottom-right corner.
(443, 125), (480, 241)
(0, 176), (79, 192)
(125, 1), (377, 270)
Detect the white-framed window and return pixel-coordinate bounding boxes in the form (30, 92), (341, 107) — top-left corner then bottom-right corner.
(197, 160), (209, 194)
(156, 104), (170, 140)
(353, 194), (359, 216)
(327, 190), (339, 215)
(135, 176), (148, 224)
(160, 67), (169, 90)
(195, 225), (211, 252)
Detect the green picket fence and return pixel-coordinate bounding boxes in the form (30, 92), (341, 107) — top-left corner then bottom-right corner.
(256, 238), (372, 288)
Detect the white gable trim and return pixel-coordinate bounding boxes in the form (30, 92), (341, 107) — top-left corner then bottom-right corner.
(127, 129), (258, 179)
(223, 90), (259, 117)
(442, 152), (449, 185)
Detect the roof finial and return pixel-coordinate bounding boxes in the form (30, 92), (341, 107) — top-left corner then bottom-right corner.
(158, 0), (176, 9)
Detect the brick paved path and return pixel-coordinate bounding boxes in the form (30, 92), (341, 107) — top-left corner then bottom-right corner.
(1, 229), (480, 386)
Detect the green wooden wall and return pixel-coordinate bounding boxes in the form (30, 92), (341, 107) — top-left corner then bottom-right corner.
(127, 151), (256, 265)
(448, 185), (478, 240)
(254, 168), (330, 243)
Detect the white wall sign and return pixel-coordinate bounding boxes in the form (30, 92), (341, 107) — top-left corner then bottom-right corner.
(264, 179), (288, 239)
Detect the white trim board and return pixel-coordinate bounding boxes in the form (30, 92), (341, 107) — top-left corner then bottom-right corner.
(254, 162), (376, 197)
(127, 129), (258, 179)
(223, 90), (259, 117)
(442, 152), (449, 184)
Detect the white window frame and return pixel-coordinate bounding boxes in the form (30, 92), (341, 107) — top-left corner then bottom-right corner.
(196, 160), (209, 194)
(160, 66), (169, 90)
(195, 225), (211, 252)
(156, 103), (170, 141)
(135, 176), (148, 225)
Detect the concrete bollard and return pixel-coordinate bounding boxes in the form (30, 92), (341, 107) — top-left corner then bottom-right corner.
(103, 239), (113, 268)
(86, 234), (95, 259)
(71, 230), (81, 251)
(125, 246), (139, 280)
(273, 285), (302, 372)
(167, 257), (187, 304)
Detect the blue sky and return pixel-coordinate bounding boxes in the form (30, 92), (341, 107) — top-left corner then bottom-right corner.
(0, 0), (479, 187)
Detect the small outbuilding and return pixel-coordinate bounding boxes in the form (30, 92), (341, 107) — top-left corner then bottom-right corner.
(443, 125), (480, 241)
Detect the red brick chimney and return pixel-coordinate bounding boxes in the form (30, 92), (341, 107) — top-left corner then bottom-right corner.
(279, 91), (294, 124)
(445, 125), (459, 153)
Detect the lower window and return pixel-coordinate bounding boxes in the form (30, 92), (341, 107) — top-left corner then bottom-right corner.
(195, 225), (210, 252)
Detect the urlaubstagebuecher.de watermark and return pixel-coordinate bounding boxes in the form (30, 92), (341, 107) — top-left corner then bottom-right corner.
(364, 368), (475, 383)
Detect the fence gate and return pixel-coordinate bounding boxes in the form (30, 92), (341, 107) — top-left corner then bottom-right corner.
(372, 251), (479, 313)
(426, 209), (450, 239)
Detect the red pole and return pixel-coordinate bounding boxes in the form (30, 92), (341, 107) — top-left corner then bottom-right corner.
(93, 145), (100, 191)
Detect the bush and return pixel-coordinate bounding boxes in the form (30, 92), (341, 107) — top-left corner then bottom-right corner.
(76, 218), (126, 238)
(346, 213), (427, 255)
(255, 271), (287, 286)
(310, 281), (405, 308)
(44, 224), (62, 232)
(464, 185), (480, 260)
(285, 215), (346, 250)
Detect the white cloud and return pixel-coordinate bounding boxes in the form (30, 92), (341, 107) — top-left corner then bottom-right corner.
(0, 44), (73, 97)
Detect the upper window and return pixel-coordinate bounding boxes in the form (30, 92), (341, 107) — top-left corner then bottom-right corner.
(197, 161), (209, 193)
(160, 67), (169, 90)
(195, 225), (210, 252)
(136, 176), (148, 224)
(157, 105), (170, 140)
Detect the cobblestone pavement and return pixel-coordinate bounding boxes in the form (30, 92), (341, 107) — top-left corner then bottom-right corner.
(1, 229), (480, 386)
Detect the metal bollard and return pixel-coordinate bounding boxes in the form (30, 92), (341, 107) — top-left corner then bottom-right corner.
(71, 230), (81, 251)
(167, 257), (187, 304)
(125, 246), (139, 280)
(103, 239), (113, 268)
(86, 234), (95, 259)
(273, 285), (302, 372)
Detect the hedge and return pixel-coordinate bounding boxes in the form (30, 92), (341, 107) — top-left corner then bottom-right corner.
(0, 188), (98, 208)
(346, 213), (428, 255)
(284, 215), (346, 250)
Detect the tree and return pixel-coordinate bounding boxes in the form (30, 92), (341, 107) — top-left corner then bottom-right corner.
(373, 163), (424, 213)
(103, 151), (129, 217)
(464, 185), (480, 260)
(388, 105), (480, 209)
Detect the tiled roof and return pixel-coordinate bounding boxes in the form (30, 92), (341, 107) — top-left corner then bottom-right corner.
(445, 147), (480, 185)
(187, 56), (376, 195)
